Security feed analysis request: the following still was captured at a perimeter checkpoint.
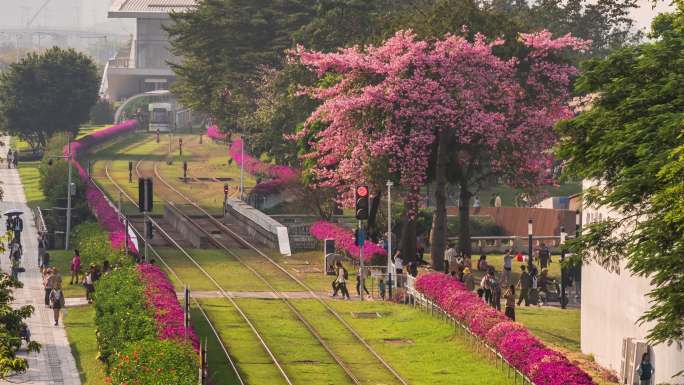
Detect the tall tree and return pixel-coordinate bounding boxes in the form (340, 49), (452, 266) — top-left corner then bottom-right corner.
(558, 5), (684, 345)
(167, 0), (317, 129)
(0, 47), (99, 151)
(295, 30), (587, 268)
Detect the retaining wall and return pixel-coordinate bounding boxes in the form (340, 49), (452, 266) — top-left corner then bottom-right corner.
(164, 204), (210, 249)
(224, 198), (285, 250)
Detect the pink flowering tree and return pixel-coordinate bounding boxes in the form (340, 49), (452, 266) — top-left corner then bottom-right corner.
(294, 30), (588, 268)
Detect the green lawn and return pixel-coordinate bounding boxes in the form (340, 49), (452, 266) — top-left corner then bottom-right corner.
(45, 250), (86, 298)
(17, 161), (45, 208)
(325, 300), (512, 385)
(516, 306), (581, 351)
(63, 305), (106, 385)
(190, 304), (243, 385)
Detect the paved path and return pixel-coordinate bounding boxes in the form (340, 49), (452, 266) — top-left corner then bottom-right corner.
(0, 136), (81, 385)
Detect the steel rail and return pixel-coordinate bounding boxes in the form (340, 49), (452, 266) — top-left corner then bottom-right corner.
(152, 161), (411, 385)
(102, 160), (288, 385)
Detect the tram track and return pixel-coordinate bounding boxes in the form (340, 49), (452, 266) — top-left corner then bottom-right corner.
(149, 161), (410, 385)
(103, 160), (291, 385)
(103, 157), (411, 385)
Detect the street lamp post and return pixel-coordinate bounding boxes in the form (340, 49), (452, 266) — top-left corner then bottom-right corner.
(386, 180), (393, 300)
(560, 226), (567, 309)
(527, 219), (533, 272)
(240, 137), (244, 201)
(65, 137), (72, 250)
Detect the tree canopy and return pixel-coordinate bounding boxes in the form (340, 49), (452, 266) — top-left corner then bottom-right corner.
(0, 47), (99, 150)
(558, 4), (684, 345)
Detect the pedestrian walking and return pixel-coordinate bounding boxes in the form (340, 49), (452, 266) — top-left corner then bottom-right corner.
(637, 352), (654, 385)
(41, 252), (51, 272)
(462, 267), (475, 291)
(494, 193), (502, 209)
(539, 242), (550, 268)
(473, 196), (481, 214)
(12, 154), (18, 169)
(49, 285), (65, 326)
(331, 261), (350, 299)
(70, 249), (81, 285)
(481, 274), (491, 304)
(43, 268), (53, 306)
(11, 216), (23, 245)
(84, 264), (98, 304)
(444, 243), (457, 274)
(504, 285), (516, 321)
(37, 233), (46, 268)
(516, 265), (531, 306)
(502, 250), (513, 285)
(486, 268), (501, 310)
(356, 269), (369, 297)
(538, 268), (550, 306)
(393, 251), (403, 288)
(11, 256), (21, 281)
(378, 279), (386, 300)
(477, 254), (488, 271)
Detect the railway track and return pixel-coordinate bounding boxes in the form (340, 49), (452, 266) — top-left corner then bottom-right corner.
(112, 160), (367, 385)
(103, 158), (411, 385)
(150, 161), (410, 385)
(103, 160), (292, 385)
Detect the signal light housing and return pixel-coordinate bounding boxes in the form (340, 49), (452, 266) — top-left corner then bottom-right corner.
(355, 185), (370, 220)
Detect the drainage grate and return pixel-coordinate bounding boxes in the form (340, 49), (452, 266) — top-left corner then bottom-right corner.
(350, 312), (382, 319)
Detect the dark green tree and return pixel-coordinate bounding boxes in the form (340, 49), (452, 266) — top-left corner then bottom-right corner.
(557, 5), (684, 345)
(167, 0), (317, 129)
(0, 254), (41, 378)
(0, 47), (99, 151)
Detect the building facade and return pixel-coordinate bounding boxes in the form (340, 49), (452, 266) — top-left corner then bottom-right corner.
(101, 0), (195, 101)
(581, 180), (684, 384)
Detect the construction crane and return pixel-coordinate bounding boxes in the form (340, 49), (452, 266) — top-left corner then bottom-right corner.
(26, 0), (53, 28)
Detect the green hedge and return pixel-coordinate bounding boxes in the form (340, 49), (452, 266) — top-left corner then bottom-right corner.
(71, 222), (123, 267)
(93, 267), (156, 364)
(109, 339), (198, 385)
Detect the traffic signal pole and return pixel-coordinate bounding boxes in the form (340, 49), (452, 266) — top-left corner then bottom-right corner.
(358, 220), (364, 302)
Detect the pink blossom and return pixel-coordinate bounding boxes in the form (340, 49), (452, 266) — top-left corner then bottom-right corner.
(415, 273), (596, 384)
(309, 220), (386, 261)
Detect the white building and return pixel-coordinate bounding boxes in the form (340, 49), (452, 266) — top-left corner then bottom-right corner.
(101, 0), (196, 101)
(581, 180), (684, 384)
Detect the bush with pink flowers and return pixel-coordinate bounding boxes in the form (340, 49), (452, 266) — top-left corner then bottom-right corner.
(228, 138), (299, 196)
(206, 124), (226, 140)
(66, 120), (138, 251)
(309, 220), (386, 261)
(415, 273), (596, 385)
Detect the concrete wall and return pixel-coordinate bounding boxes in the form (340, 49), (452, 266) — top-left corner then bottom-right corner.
(581, 180), (684, 383)
(164, 205), (209, 249)
(135, 19), (175, 69)
(224, 199), (285, 250)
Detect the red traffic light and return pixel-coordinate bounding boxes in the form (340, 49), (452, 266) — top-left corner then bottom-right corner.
(224, 184), (230, 194)
(356, 186), (369, 197)
(179, 138), (183, 145)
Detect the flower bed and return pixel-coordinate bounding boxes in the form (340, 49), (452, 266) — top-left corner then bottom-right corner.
(65, 120), (138, 251)
(206, 124), (226, 140)
(309, 220), (386, 261)
(415, 273), (596, 385)
(228, 139), (299, 190)
(137, 264), (199, 350)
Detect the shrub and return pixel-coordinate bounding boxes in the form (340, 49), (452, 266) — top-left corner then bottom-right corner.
(94, 267), (156, 364)
(90, 99), (114, 125)
(108, 339), (198, 385)
(71, 221), (123, 267)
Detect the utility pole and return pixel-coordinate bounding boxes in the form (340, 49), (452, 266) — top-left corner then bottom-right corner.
(527, 219), (533, 272)
(65, 136), (72, 250)
(560, 226), (567, 309)
(386, 180), (393, 300)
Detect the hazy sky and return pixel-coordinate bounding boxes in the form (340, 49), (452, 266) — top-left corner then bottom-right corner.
(631, 0), (675, 31)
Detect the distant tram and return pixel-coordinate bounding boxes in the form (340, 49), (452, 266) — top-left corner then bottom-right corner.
(148, 102), (173, 132)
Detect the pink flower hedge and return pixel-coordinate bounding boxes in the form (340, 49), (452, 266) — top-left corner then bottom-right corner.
(415, 273), (596, 385)
(309, 220), (386, 261)
(137, 264), (199, 351)
(228, 138), (299, 196)
(206, 125), (226, 140)
(66, 120), (139, 251)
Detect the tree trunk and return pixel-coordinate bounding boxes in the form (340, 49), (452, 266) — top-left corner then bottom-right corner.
(429, 131), (449, 271)
(458, 186), (472, 256)
(399, 209), (417, 263)
(366, 192), (382, 241)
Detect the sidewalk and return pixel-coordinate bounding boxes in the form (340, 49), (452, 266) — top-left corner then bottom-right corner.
(0, 136), (81, 385)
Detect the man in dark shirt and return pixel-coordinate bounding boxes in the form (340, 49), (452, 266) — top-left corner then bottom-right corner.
(516, 265), (531, 306)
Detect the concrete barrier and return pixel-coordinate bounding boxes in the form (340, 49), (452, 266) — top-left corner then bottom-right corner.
(164, 204), (210, 248)
(224, 198), (288, 251)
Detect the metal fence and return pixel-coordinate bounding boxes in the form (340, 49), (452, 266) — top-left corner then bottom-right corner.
(405, 275), (535, 385)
